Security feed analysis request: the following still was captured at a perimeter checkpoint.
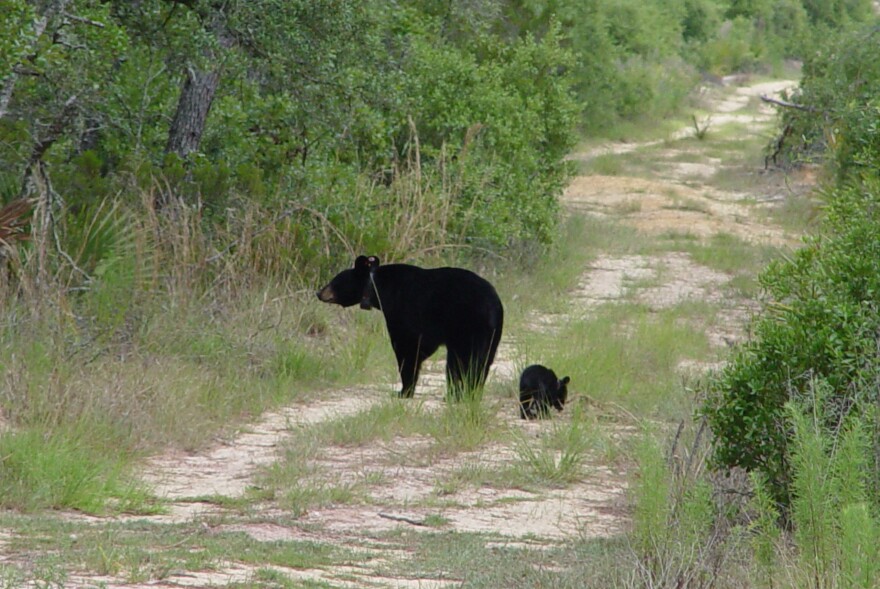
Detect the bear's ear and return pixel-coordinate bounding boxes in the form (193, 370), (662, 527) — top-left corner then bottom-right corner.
(354, 255), (370, 269)
(366, 255), (380, 269)
(560, 376), (571, 386)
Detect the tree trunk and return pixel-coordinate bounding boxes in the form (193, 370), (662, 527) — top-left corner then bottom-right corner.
(164, 66), (221, 160)
(158, 11), (234, 211)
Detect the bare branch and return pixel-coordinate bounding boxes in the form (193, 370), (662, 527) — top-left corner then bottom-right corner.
(11, 66), (41, 77)
(760, 94), (818, 112)
(62, 12), (106, 28)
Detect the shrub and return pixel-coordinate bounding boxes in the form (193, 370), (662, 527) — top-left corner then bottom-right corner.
(772, 24), (880, 179)
(702, 174), (880, 505)
(403, 25), (577, 248)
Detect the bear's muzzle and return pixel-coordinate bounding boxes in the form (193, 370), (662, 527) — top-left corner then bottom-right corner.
(316, 285), (336, 303)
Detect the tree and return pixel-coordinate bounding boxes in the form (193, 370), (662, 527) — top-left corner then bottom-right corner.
(161, 1), (233, 158)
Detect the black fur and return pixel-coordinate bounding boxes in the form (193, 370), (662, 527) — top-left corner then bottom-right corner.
(318, 255), (504, 399)
(519, 364), (570, 419)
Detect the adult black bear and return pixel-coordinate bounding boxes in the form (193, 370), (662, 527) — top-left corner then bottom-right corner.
(317, 255), (504, 399)
(519, 364), (570, 419)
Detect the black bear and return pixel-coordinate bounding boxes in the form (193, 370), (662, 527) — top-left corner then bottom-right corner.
(519, 364), (570, 419)
(317, 255), (504, 399)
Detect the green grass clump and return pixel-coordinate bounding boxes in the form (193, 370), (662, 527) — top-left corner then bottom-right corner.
(512, 419), (595, 486)
(0, 427), (151, 514)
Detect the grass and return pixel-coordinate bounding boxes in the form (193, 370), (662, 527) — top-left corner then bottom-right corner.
(511, 420), (593, 486)
(613, 198), (643, 214)
(577, 149), (665, 178)
(0, 426), (154, 514)
(381, 528), (631, 587)
(318, 398), (431, 446)
(581, 153), (625, 176)
(0, 513), (353, 585)
(0, 278), (395, 512)
(522, 300), (715, 419)
(255, 431), (370, 516)
(762, 190), (824, 234)
(655, 230), (784, 297)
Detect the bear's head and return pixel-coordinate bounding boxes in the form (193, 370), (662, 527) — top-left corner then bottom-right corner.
(316, 255), (380, 308)
(553, 376), (571, 411)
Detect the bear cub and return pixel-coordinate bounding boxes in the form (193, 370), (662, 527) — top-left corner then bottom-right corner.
(519, 364), (570, 419)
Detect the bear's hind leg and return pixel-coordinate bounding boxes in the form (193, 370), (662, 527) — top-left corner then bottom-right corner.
(446, 344), (490, 401)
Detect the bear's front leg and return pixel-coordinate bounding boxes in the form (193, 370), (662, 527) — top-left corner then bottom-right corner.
(390, 334), (437, 398)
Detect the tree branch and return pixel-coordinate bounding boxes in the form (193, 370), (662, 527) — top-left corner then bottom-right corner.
(377, 512), (429, 527)
(20, 95), (78, 198)
(760, 94), (818, 112)
(62, 12), (106, 28)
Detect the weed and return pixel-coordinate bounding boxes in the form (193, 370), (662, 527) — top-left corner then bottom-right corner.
(692, 114), (712, 140)
(512, 421), (592, 486)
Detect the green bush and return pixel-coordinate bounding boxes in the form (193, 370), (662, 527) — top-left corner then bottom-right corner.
(702, 175), (880, 504)
(399, 25), (577, 248)
(773, 24), (880, 178)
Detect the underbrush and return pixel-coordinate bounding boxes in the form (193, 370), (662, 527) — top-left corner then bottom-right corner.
(0, 176), (446, 512)
(0, 288), (391, 512)
(598, 385), (880, 589)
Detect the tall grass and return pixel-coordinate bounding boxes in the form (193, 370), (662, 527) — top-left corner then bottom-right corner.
(619, 384), (880, 589)
(0, 165), (454, 512)
(627, 425), (727, 589)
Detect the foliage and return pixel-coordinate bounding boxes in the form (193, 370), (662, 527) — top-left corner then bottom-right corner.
(1, 0), (873, 266)
(403, 25), (578, 247)
(771, 24), (880, 179)
(0, 0), (578, 259)
(703, 174), (880, 505)
(748, 396), (880, 589)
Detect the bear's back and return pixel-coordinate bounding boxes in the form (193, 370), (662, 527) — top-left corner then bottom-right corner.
(375, 264), (503, 328)
(519, 364), (557, 393)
